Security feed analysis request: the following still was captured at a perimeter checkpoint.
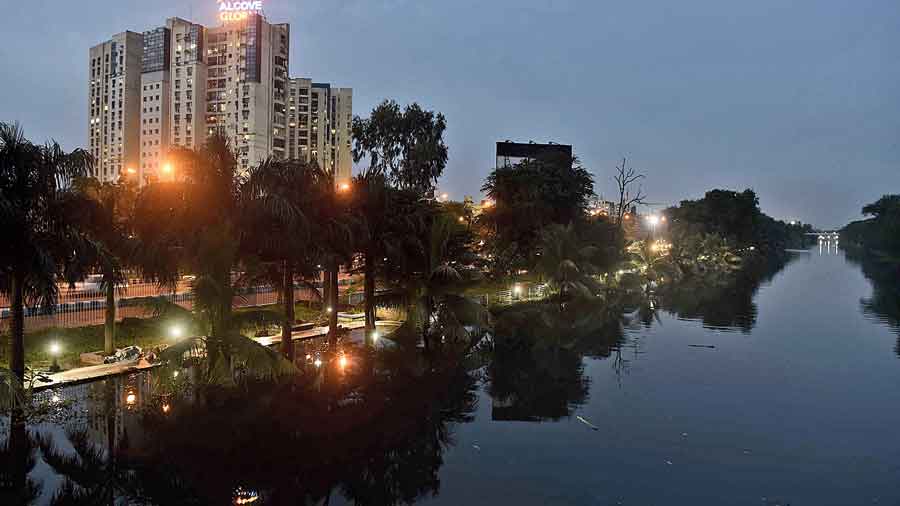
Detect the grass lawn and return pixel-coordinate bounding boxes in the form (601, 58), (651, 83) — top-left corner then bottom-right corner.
(0, 301), (344, 373)
(1, 317), (178, 372)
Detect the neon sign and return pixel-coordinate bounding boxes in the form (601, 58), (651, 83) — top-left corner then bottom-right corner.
(218, 0), (263, 22)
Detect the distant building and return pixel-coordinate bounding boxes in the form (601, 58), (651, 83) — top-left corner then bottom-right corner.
(286, 79), (353, 183)
(88, 31), (144, 182)
(495, 141), (572, 169)
(89, 10), (351, 185)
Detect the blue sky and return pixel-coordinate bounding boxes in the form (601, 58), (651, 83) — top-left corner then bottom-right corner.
(1, 0), (898, 227)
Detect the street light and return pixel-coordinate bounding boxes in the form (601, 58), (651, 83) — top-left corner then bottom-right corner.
(169, 324), (184, 339)
(338, 182), (351, 193)
(162, 163), (173, 174)
(49, 342), (61, 372)
(440, 193), (449, 202)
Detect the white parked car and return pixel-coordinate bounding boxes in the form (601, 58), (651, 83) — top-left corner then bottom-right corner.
(103, 345), (142, 364)
(73, 274), (104, 292)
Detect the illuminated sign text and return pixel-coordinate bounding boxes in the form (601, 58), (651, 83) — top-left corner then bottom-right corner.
(218, 0), (263, 22)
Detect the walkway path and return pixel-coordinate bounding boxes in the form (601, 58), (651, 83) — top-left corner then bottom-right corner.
(33, 319), (402, 391)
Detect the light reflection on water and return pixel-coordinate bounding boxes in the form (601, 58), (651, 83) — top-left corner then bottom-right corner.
(4, 250), (900, 505)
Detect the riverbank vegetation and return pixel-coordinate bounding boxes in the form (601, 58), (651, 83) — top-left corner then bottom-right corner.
(842, 195), (900, 262)
(3, 105), (819, 399)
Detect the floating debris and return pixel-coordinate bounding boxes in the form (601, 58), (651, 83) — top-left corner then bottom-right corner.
(665, 460), (673, 466)
(576, 415), (599, 431)
(472, 444), (481, 451)
(688, 344), (716, 349)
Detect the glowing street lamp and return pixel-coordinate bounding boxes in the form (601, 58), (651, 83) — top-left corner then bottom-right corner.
(337, 182), (351, 193)
(169, 324), (184, 339)
(125, 392), (137, 406)
(162, 163), (173, 175)
(49, 342), (62, 372)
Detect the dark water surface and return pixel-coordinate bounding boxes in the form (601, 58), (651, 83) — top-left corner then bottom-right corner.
(428, 251), (900, 506)
(11, 250), (900, 505)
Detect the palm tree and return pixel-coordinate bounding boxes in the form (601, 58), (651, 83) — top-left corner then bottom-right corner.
(387, 211), (487, 355)
(304, 170), (355, 345)
(240, 158), (322, 360)
(0, 123), (115, 388)
(131, 136), (292, 382)
(72, 177), (136, 356)
(350, 171), (395, 343)
(535, 223), (600, 304)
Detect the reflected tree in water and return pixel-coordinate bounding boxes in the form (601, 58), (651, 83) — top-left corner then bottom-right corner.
(656, 256), (792, 333)
(845, 250), (900, 357)
(486, 300), (633, 421)
(77, 349), (480, 505)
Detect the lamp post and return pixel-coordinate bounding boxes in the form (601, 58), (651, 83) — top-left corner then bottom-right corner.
(646, 214), (662, 240)
(49, 342), (61, 372)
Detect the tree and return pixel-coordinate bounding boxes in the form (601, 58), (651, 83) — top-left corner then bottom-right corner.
(0, 123), (115, 388)
(240, 158), (322, 361)
(844, 194), (900, 258)
(352, 100), (448, 195)
(613, 157), (646, 228)
(536, 223), (600, 305)
(350, 171), (393, 342)
(72, 177), (135, 356)
(481, 155), (594, 273)
(131, 136), (291, 382)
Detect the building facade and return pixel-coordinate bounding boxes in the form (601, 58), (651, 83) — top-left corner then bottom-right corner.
(286, 79), (353, 182)
(91, 12), (351, 185)
(495, 141), (573, 169)
(88, 31), (143, 182)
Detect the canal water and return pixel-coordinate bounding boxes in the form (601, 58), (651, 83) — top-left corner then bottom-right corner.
(426, 250), (900, 506)
(10, 249), (900, 505)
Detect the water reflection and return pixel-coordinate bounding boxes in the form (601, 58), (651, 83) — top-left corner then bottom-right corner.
(845, 249), (900, 355)
(656, 256), (793, 333)
(7, 250), (900, 504)
(487, 300), (632, 421)
(5, 343), (478, 505)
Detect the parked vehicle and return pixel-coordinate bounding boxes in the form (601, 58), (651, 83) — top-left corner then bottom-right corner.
(103, 345), (142, 364)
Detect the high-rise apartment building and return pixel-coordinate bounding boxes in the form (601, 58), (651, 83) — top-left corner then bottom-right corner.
(286, 79), (352, 182)
(91, 12), (350, 185)
(88, 31), (143, 182)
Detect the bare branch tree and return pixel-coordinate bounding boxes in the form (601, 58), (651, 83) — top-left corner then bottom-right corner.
(614, 157), (647, 227)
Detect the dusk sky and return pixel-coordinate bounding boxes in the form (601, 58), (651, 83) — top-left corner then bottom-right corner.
(2, 0), (897, 228)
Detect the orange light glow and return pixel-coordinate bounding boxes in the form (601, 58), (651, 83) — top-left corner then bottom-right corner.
(338, 355), (348, 370)
(338, 182), (351, 192)
(162, 403), (171, 413)
(126, 167), (137, 175)
(162, 163), (173, 174)
(126, 393), (137, 405)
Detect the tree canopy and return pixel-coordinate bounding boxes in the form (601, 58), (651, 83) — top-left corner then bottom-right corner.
(352, 100), (448, 194)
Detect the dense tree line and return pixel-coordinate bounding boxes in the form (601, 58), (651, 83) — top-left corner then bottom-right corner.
(665, 189), (814, 256)
(842, 195), (900, 260)
(0, 99), (459, 394)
